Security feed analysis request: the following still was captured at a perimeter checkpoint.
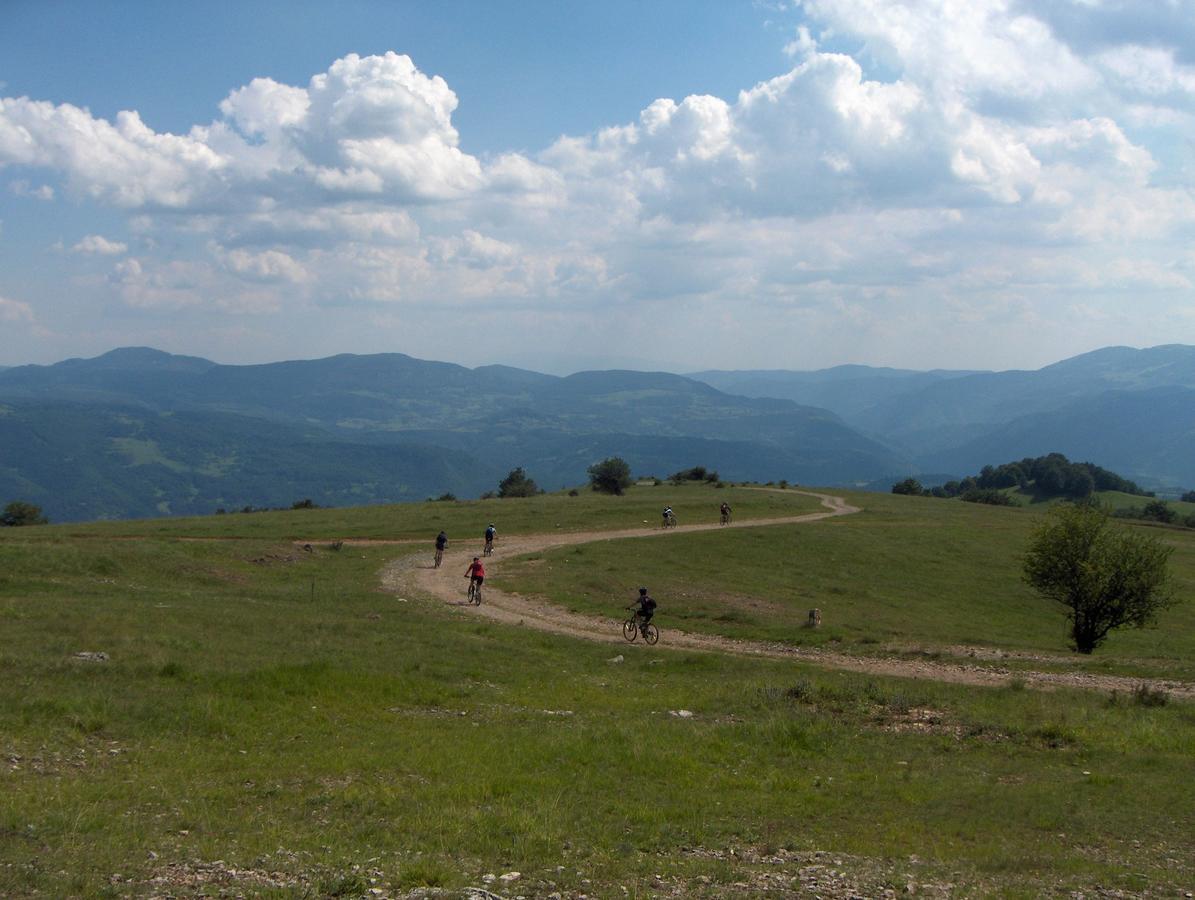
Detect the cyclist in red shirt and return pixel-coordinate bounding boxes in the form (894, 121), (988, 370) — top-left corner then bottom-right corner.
(465, 557), (485, 590)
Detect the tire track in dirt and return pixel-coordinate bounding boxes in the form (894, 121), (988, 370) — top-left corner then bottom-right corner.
(379, 490), (1195, 700)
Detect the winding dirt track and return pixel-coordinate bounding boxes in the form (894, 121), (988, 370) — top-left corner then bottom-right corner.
(378, 491), (1195, 700)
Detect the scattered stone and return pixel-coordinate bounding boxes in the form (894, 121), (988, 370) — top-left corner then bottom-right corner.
(73, 651), (109, 662)
(607, 655), (624, 664)
(482, 873), (496, 883)
(499, 870), (521, 882)
(670, 709), (695, 718)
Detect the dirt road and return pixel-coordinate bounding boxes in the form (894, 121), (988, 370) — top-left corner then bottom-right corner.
(379, 490), (1195, 700)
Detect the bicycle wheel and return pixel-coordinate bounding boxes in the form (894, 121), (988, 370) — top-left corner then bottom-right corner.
(434, 549), (443, 568)
(473, 585), (482, 605)
(467, 582), (475, 603)
(622, 619), (638, 642)
(643, 623), (659, 645)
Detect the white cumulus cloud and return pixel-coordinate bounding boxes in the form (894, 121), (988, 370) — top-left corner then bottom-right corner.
(0, 295), (35, 322)
(72, 234), (128, 255)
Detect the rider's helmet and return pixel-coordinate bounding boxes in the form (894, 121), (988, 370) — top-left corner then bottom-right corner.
(639, 586), (648, 595)
(473, 556), (480, 561)
(488, 523), (494, 527)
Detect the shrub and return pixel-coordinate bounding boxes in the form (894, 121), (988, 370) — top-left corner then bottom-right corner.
(1181, 490), (1195, 503)
(669, 466), (709, 484)
(497, 467), (540, 498)
(587, 457), (633, 495)
(1132, 683), (1169, 707)
(1140, 499), (1177, 524)
(960, 488), (1017, 506)
(291, 498), (318, 509)
(891, 478), (924, 496)
(1, 500), (48, 527)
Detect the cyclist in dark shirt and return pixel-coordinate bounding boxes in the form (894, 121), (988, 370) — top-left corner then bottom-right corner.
(627, 587), (657, 635)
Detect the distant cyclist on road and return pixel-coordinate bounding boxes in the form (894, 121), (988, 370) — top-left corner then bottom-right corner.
(434, 530), (448, 568)
(626, 587), (657, 636)
(662, 506), (675, 528)
(484, 523), (496, 556)
(719, 501), (732, 525)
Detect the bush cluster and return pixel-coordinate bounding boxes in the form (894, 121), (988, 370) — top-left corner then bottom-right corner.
(668, 466), (720, 485)
(892, 453), (1150, 503)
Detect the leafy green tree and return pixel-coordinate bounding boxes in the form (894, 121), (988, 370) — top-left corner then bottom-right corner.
(1023, 504), (1177, 653)
(497, 467), (540, 498)
(891, 478), (924, 496)
(587, 457), (633, 495)
(1, 500), (48, 527)
(1141, 499), (1176, 524)
(1181, 490), (1195, 504)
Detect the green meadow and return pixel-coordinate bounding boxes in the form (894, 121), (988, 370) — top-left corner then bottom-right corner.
(2, 485), (1193, 897)
(502, 489), (1195, 681)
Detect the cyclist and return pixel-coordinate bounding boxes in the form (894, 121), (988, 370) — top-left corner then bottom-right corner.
(434, 530), (448, 567)
(484, 523), (496, 556)
(465, 556), (485, 601)
(626, 586), (657, 636)
(719, 501), (732, 525)
(662, 506), (675, 527)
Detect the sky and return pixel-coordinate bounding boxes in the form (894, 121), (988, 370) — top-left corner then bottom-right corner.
(1, 0), (1193, 375)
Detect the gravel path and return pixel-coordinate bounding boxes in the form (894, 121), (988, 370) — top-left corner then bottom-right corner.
(379, 490), (1195, 701)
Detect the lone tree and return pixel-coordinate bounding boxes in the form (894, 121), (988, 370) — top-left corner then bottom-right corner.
(497, 467), (540, 498)
(1, 500), (48, 527)
(891, 478), (925, 496)
(587, 456), (633, 495)
(1023, 503), (1176, 653)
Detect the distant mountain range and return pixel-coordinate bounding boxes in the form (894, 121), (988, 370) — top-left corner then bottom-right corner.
(0, 347), (904, 522)
(693, 344), (1195, 491)
(3, 344), (1193, 522)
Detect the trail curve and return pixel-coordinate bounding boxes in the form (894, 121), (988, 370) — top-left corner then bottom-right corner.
(379, 490), (1195, 700)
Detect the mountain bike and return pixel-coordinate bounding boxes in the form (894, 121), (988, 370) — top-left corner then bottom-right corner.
(662, 512), (677, 528)
(622, 613), (659, 645)
(483, 539), (493, 557)
(719, 510), (731, 526)
(434, 547), (444, 568)
(467, 577), (483, 605)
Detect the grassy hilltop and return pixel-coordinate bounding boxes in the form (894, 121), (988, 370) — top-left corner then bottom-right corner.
(2, 484), (1194, 897)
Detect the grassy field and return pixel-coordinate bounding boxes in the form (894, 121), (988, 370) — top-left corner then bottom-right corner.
(2, 488), (1194, 897)
(46, 482), (822, 541)
(502, 490), (1195, 680)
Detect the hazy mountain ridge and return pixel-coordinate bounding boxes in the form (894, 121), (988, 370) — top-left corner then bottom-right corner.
(690, 365), (985, 421)
(0, 399), (496, 521)
(9, 343), (1190, 522)
(693, 345), (1195, 489)
(0, 348), (907, 521)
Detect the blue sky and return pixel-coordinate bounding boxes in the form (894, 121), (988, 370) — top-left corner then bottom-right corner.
(2, 0), (1193, 373)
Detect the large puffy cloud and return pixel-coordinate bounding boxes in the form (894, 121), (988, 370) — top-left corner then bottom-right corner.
(1, 10), (1193, 369)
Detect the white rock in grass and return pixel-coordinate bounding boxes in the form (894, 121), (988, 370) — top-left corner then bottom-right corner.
(670, 709), (694, 718)
(482, 873), (496, 883)
(607, 655), (624, 664)
(500, 871), (521, 882)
